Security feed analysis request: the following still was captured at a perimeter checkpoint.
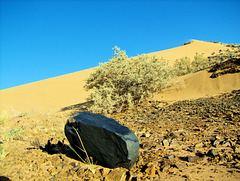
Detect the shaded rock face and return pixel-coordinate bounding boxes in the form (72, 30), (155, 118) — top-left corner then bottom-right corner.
(65, 112), (139, 169)
(209, 58), (240, 78)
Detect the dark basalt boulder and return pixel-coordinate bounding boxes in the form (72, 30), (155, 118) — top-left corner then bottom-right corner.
(64, 112), (139, 169)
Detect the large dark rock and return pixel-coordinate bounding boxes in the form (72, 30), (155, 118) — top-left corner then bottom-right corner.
(64, 112), (139, 169)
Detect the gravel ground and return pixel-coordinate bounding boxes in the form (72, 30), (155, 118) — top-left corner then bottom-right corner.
(1, 89), (240, 180)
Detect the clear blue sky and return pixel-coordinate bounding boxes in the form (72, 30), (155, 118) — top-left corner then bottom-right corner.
(1, 0), (240, 90)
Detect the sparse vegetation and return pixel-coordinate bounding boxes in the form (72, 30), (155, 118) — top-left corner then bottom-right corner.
(30, 138), (41, 149)
(208, 43), (240, 63)
(0, 143), (8, 163)
(19, 111), (31, 117)
(173, 56), (192, 76)
(226, 44), (240, 48)
(2, 127), (25, 142)
(191, 53), (212, 72)
(173, 53), (213, 76)
(0, 112), (8, 125)
(0, 120), (24, 163)
(84, 46), (174, 114)
(69, 127), (95, 173)
(183, 41), (192, 45)
(85, 46), (234, 114)
(70, 127), (91, 165)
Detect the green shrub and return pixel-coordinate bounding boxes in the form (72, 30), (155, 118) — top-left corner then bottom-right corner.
(0, 143), (8, 162)
(19, 111), (30, 117)
(191, 53), (212, 72)
(173, 53), (215, 76)
(84, 46), (174, 114)
(3, 127), (25, 141)
(183, 41), (192, 45)
(0, 112), (8, 125)
(173, 57), (192, 76)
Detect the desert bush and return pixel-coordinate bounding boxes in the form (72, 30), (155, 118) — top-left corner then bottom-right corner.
(8, 127), (25, 140)
(173, 57), (192, 76)
(0, 143), (8, 162)
(84, 46), (174, 114)
(191, 53), (212, 72)
(184, 41), (192, 45)
(1, 127), (25, 141)
(0, 112), (8, 125)
(173, 53), (215, 76)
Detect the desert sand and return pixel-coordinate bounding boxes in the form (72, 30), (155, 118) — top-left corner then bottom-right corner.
(154, 69), (240, 102)
(0, 40), (240, 180)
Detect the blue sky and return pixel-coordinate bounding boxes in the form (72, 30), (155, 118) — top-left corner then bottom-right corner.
(0, 0), (240, 90)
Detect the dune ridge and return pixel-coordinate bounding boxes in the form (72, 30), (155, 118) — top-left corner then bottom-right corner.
(0, 40), (239, 114)
(149, 40), (228, 65)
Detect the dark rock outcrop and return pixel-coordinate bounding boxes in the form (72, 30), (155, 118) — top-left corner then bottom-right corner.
(208, 58), (240, 78)
(65, 112), (139, 169)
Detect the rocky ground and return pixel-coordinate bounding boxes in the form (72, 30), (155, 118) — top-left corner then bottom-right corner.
(208, 58), (240, 78)
(0, 89), (240, 180)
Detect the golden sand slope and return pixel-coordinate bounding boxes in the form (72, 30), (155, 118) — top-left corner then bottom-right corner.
(0, 40), (239, 115)
(154, 70), (240, 102)
(0, 68), (95, 114)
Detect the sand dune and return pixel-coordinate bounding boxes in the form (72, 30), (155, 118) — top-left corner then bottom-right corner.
(0, 68), (95, 114)
(154, 70), (240, 102)
(0, 40), (239, 115)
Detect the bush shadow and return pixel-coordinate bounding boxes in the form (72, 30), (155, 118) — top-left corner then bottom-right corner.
(60, 102), (90, 112)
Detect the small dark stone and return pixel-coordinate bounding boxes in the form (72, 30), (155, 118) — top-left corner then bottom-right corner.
(65, 112), (139, 169)
(229, 140), (236, 147)
(187, 146), (196, 152)
(213, 140), (221, 147)
(161, 164), (171, 172)
(232, 153), (240, 160)
(182, 137), (187, 141)
(207, 149), (216, 158)
(182, 175), (190, 179)
(187, 156), (194, 162)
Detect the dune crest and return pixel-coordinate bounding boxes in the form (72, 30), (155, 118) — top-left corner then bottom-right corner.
(149, 40), (228, 65)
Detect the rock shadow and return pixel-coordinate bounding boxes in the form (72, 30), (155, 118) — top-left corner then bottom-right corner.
(28, 138), (87, 163)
